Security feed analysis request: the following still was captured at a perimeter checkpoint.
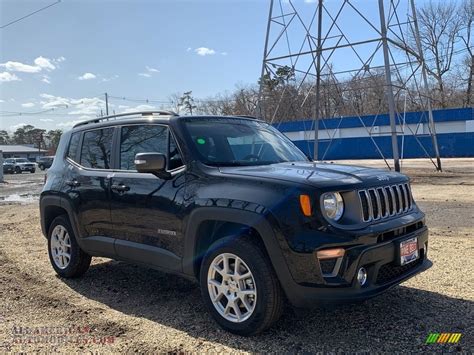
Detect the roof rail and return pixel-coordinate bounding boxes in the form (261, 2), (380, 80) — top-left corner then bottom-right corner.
(73, 110), (179, 128)
(233, 115), (259, 120)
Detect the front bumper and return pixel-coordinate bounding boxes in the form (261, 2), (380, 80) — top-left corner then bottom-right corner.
(19, 165), (35, 171)
(282, 225), (431, 308)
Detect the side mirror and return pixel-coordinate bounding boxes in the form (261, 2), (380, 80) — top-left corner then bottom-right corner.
(134, 153), (170, 179)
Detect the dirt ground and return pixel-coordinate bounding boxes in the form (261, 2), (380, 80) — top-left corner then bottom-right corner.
(0, 158), (473, 353)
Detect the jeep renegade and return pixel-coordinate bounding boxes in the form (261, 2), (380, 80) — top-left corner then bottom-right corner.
(40, 111), (431, 335)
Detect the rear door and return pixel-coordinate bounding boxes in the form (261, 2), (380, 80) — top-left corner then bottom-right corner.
(63, 127), (116, 256)
(109, 124), (186, 271)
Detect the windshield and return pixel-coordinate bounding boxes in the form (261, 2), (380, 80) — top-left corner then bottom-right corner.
(16, 158), (29, 163)
(183, 118), (308, 166)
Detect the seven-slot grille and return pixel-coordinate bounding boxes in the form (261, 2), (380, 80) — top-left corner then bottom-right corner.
(358, 183), (412, 222)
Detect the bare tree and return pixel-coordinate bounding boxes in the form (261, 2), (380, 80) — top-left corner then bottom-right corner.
(459, 0), (473, 106)
(412, 1), (463, 107)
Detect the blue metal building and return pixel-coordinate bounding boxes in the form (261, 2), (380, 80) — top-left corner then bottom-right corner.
(275, 108), (473, 159)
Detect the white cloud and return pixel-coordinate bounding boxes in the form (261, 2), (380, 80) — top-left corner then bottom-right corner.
(34, 56), (55, 71)
(40, 93), (70, 109)
(121, 104), (156, 113)
(146, 66), (159, 73)
(101, 74), (119, 82)
(186, 47), (192, 52)
(195, 47), (216, 56)
(41, 75), (51, 84)
(10, 123), (28, 131)
(0, 56), (62, 74)
(0, 99), (4, 103)
(0, 72), (21, 82)
(221, 52), (228, 56)
(78, 72), (96, 80)
(118, 105), (130, 109)
(0, 61), (41, 73)
(138, 66), (159, 78)
(21, 102), (35, 108)
(40, 118), (53, 122)
(56, 119), (86, 128)
(39, 94), (105, 117)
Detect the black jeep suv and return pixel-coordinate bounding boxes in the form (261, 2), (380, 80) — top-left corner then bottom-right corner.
(40, 111), (431, 335)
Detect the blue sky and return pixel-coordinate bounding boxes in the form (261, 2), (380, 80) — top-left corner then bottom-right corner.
(0, 0), (436, 131)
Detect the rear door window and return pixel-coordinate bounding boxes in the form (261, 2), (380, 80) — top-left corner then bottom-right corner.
(80, 128), (114, 169)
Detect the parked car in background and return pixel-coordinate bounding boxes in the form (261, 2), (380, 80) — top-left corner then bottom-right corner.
(5, 158), (36, 174)
(37, 156), (55, 170)
(2, 160), (15, 174)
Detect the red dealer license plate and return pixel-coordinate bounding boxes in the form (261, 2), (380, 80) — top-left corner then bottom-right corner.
(400, 237), (419, 265)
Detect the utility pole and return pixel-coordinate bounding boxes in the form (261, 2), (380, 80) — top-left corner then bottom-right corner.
(105, 92), (109, 116)
(379, 0), (401, 172)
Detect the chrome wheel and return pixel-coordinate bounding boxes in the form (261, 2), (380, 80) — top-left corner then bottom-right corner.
(50, 225), (72, 269)
(207, 253), (257, 323)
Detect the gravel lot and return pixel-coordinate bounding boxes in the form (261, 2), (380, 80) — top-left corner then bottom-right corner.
(0, 159), (473, 353)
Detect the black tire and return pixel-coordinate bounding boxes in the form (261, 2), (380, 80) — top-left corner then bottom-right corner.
(200, 236), (284, 336)
(15, 167), (21, 174)
(39, 164), (45, 170)
(47, 215), (91, 278)
(30, 169), (35, 173)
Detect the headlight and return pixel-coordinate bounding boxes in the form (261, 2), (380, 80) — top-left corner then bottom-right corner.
(321, 192), (344, 221)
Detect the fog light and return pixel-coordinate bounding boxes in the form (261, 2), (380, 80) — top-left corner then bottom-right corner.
(357, 267), (367, 286)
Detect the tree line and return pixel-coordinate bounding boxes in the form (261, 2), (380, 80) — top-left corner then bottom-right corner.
(0, 126), (62, 153)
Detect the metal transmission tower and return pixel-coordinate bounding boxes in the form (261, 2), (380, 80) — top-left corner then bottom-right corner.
(258, 0), (442, 172)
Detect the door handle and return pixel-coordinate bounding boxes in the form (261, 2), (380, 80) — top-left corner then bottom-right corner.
(111, 184), (130, 193)
(65, 179), (80, 187)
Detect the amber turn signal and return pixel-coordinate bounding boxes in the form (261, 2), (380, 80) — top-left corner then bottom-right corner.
(316, 248), (345, 259)
(299, 194), (312, 216)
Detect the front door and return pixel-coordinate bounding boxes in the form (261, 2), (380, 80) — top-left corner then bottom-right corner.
(109, 124), (186, 271)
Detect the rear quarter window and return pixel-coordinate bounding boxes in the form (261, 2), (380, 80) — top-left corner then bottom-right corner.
(67, 133), (81, 162)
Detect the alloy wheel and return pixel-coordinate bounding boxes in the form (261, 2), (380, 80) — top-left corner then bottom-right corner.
(50, 225), (72, 269)
(207, 253), (257, 323)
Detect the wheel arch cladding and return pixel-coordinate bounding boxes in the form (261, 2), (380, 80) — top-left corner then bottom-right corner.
(183, 207), (295, 290)
(192, 220), (266, 279)
(40, 196), (69, 238)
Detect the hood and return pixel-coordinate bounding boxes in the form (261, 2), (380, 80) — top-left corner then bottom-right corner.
(218, 161), (407, 189)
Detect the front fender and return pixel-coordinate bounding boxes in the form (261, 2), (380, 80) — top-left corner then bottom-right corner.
(182, 206), (296, 293)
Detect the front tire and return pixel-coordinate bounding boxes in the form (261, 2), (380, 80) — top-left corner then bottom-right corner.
(200, 236), (283, 336)
(30, 169), (35, 173)
(47, 215), (91, 278)
(15, 167), (21, 174)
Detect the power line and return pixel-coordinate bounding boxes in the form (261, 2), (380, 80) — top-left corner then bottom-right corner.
(0, 0), (61, 29)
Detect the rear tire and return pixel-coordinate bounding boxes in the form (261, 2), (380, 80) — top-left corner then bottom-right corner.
(30, 169), (35, 173)
(47, 215), (91, 278)
(200, 236), (284, 336)
(39, 164), (45, 171)
(15, 167), (21, 174)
